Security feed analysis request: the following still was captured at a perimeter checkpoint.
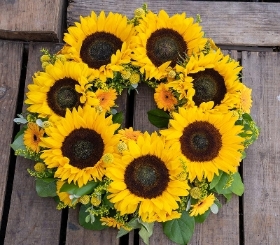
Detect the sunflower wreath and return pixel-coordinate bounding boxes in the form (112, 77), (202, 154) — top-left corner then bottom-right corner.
(11, 4), (259, 245)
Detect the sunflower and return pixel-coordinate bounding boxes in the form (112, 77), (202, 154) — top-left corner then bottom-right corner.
(160, 107), (245, 182)
(131, 10), (207, 80)
(62, 11), (135, 82)
(239, 83), (252, 113)
(40, 106), (120, 187)
(25, 60), (99, 122)
(175, 50), (243, 112)
(154, 83), (178, 111)
(95, 88), (117, 112)
(106, 132), (189, 223)
(189, 193), (215, 216)
(23, 122), (44, 153)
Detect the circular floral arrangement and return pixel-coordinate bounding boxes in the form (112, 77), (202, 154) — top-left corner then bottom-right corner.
(11, 4), (259, 245)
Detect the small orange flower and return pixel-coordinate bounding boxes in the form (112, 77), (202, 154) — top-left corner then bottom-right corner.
(154, 83), (177, 111)
(118, 127), (142, 142)
(96, 88), (117, 112)
(239, 85), (252, 113)
(23, 122), (44, 153)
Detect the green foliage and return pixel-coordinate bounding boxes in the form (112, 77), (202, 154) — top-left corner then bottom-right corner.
(210, 171), (244, 199)
(163, 211), (195, 245)
(60, 180), (99, 197)
(112, 112), (124, 125)
(35, 178), (57, 197)
(138, 220), (154, 245)
(79, 204), (106, 230)
(147, 109), (171, 128)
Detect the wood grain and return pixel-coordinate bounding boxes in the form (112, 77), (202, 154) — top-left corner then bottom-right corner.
(242, 51), (280, 244)
(4, 43), (63, 245)
(67, 0), (280, 46)
(132, 50), (240, 245)
(0, 40), (23, 226)
(0, 0), (65, 42)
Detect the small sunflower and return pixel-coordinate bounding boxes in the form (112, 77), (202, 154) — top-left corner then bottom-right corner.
(154, 83), (178, 111)
(106, 132), (189, 223)
(175, 50), (243, 112)
(132, 10), (207, 80)
(40, 106), (120, 187)
(62, 11), (135, 81)
(25, 60), (99, 122)
(23, 122), (44, 153)
(189, 193), (215, 216)
(95, 88), (117, 112)
(160, 107), (245, 182)
(239, 83), (252, 113)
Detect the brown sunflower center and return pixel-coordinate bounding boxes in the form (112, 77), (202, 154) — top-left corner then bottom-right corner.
(80, 32), (123, 69)
(62, 128), (104, 169)
(124, 155), (169, 199)
(180, 121), (222, 162)
(190, 68), (226, 106)
(146, 28), (187, 67)
(47, 78), (81, 117)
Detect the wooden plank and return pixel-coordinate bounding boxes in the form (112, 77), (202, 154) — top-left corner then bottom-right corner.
(242, 51), (280, 244)
(4, 43), (63, 245)
(66, 208), (119, 245)
(0, 0), (65, 42)
(132, 50), (240, 244)
(0, 40), (23, 225)
(67, 1), (280, 46)
(65, 89), (129, 245)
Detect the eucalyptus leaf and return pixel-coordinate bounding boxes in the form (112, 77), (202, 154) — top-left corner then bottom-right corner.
(60, 181), (99, 196)
(139, 221), (154, 245)
(163, 211), (195, 245)
(35, 178), (57, 197)
(79, 204), (106, 230)
(147, 109), (170, 128)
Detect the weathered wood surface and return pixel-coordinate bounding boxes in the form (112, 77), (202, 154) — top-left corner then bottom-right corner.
(67, 0), (280, 46)
(133, 50), (240, 245)
(243, 51), (280, 245)
(0, 40), (23, 231)
(0, 0), (65, 42)
(4, 43), (63, 245)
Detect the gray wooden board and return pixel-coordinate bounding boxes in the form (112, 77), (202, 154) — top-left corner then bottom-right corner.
(132, 50), (240, 244)
(0, 0), (65, 42)
(0, 40), (23, 226)
(4, 43), (63, 245)
(242, 51), (280, 244)
(66, 91), (128, 245)
(67, 0), (280, 46)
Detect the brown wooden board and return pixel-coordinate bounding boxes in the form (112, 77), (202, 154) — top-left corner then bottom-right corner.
(4, 43), (63, 245)
(0, 40), (23, 227)
(0, 0), (65, 42)
(67, 1), (280, 47)
(131, 50), (240, 244)
(242, 52), (280, 244)
(65, 90), (128, 245)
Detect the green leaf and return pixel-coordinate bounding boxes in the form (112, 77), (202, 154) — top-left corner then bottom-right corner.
(112, 112), (123, 125)
(213, 172), (233, 195)
(79, 204), (106, 230)
(60, 181), (99, 196)
(209, 171), (223, 189)
(10, 127), (26, 152)
(147, 109), (170, 128)
(35, 178), (57, 197)
(163, 211), (195, 245)
(194, 209), (210, 223)
(117, 218), (141, 238)
(138, 221), (154, 245)
(230, 172), (244, 196)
